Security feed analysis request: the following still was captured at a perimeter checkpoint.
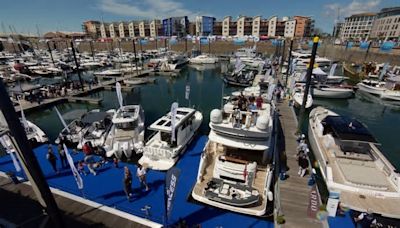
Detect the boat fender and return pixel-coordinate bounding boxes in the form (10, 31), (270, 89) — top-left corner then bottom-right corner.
(256, 115), (269, 130)
(267, 191), (273, 201)
(210, 109), (223, 123)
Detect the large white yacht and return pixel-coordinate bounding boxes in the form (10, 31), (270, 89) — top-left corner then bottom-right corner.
(357, 77), (400, 101)
(139, 107), (203, 171)
(105, 105), (145, 159)
(189, 54), (218, 64)
(308, 107), (400, 218)
(191, 97), (274, 216)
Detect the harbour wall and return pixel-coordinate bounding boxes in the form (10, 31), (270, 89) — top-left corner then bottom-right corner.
(3, 40), (400, 65)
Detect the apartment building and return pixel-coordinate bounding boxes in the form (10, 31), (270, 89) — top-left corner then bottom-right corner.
(195, 16), (216, 36)
(340, 13), (376, 40)
(149, 20), (161, 37)
(118, 22), (129, 38)
(162, 16), (189, 37)
(370, 7), (400, 40)
(293, 16), (314, 37)
(109, 23), (118, 38)
(284, 19), (296, 38)
(100, 23), (110, 38)
(82, 21), (101, 38)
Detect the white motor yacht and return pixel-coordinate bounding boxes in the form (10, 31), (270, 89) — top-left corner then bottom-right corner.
(308, 107), (400, 218)
(292, 86), (313, 108)
(191, 96), (274, 216)
(357, 77), (400, 101)
(77, 110), (115, 149)
(189, 54), (218, 64)
(105, 105), (145, 159)
(24, 120), (48, 146)
(139, 106), (203, 170)
(312, 85), (354, 99)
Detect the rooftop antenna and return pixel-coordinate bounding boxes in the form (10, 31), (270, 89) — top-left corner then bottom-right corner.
(36, 24), (41, 38)
(1, 22), (6, 35)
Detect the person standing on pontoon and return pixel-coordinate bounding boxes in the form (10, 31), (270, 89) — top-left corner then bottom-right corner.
(82, 142), (97, 176)
(123, 166), (133, 201)
(136, 164), (149, 191)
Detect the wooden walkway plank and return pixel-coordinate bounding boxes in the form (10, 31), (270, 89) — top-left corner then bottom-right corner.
(276, 99), (323, 228)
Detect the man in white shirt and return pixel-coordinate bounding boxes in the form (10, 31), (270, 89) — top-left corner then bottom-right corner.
(137, 164), (149, 191)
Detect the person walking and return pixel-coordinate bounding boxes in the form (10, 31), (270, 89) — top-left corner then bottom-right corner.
(136, 164), (149, 191)
(57, 144), (67, 169)
(123, 166), (133, 201)
(298, 152), (309, 177)
(82, 142), (97, 176)
(46, 145), (58, 174)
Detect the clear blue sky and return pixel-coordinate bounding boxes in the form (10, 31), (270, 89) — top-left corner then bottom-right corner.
(0, 0), (398, 35)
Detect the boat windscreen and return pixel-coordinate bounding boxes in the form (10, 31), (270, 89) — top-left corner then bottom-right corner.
(323, 116), (378, 143)
(81, 112), (109, 125)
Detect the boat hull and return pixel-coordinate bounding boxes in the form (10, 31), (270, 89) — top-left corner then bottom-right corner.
(312, 87), (354, 99)
(357, 83), (385, 96)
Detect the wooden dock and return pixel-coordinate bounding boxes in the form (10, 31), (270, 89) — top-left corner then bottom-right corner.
(67, 97), (102, 104)
(0, 174), (160, 228)
(14, 69), (153, 113)
(275, 99), (322, 228)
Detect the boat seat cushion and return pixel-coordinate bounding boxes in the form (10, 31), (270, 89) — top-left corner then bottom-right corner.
(336, 160), (390, 189)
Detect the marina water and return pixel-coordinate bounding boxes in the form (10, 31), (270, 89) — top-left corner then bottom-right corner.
(26, 64), (400, 168)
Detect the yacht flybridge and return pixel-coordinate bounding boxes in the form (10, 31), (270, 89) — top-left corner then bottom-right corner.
(105, 105), (145, 159)
(191, 97), (274, 216)
(139, 106), (203, 171)
(308, 107), (400, 218)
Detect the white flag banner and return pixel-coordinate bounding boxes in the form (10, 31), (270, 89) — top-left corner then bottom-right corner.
(116, 82), (123, 108)
(185, 85), (190, 100)
(9, 151), (21, 172)
(17, 98), (29, 130)
(170, 102), (179, 142)
(63, 144), (83, 190)
(0, 136), (21, 172)
(54, 107), (70, 133)
(329, 63), (337, 76)
(300, 72), (307, 81)
(379, 63), (389, 81)
(267, 84), (276, 101)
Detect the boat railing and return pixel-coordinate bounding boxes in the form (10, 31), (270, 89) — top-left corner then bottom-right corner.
(370, 143), (400, 190)
(143, 146), (173, 159)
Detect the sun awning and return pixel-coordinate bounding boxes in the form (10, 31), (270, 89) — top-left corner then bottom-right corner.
(323, 115), (378, 143)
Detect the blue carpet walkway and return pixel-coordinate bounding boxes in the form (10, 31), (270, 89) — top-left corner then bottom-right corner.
(0, 135), (274, 228)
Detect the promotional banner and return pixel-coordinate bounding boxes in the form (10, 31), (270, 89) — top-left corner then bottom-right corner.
(164, 167), (181, 222)
(169, 39), (178, 45)
(346, 41), (353, 49)
(359, 41), (369, 50)
(116, 82), (123, 108)
(140, 39), (148, 45)
(200, 37), (209, 45)
(307, 185), (321, 218)
(380, 41), (394, 52)
(233, 39), (245, 45)
(63, 144), (83, 190)
(54, 107), (70, 133)
(329, 63), (337, 76)
(379, 63), (389, 81)
(185, 85), (190, 100)
(170, 102), (178, 142)
(326, 198), (339, 217)
(17, 97), (29, 130)
(0, 136), (21, 172)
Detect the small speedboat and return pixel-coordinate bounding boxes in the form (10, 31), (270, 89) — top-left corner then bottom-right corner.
(124, 78), (156, 85)
(292, 87), (313, 108)
(312, 85), (354, 99)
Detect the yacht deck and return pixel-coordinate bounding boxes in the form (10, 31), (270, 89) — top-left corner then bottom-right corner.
(192, 141), (269, 215)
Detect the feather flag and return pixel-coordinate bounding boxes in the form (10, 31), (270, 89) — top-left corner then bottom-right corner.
(17, 97), (29, 130)
(116, 82), (123, 108)
(63, 144), (83, 190)
(170, 102), (179, 142)
(54, 107), (70, 133)
(0, 136), (21, 172)
(379, 63), (389, 81)
(329, 64), (337, 76)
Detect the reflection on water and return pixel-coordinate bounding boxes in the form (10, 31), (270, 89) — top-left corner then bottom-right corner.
(26, 64), (400, 168)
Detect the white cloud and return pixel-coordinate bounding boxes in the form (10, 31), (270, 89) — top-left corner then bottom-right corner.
(98, 0), (198, 19)
(324, 0), (382, 18)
